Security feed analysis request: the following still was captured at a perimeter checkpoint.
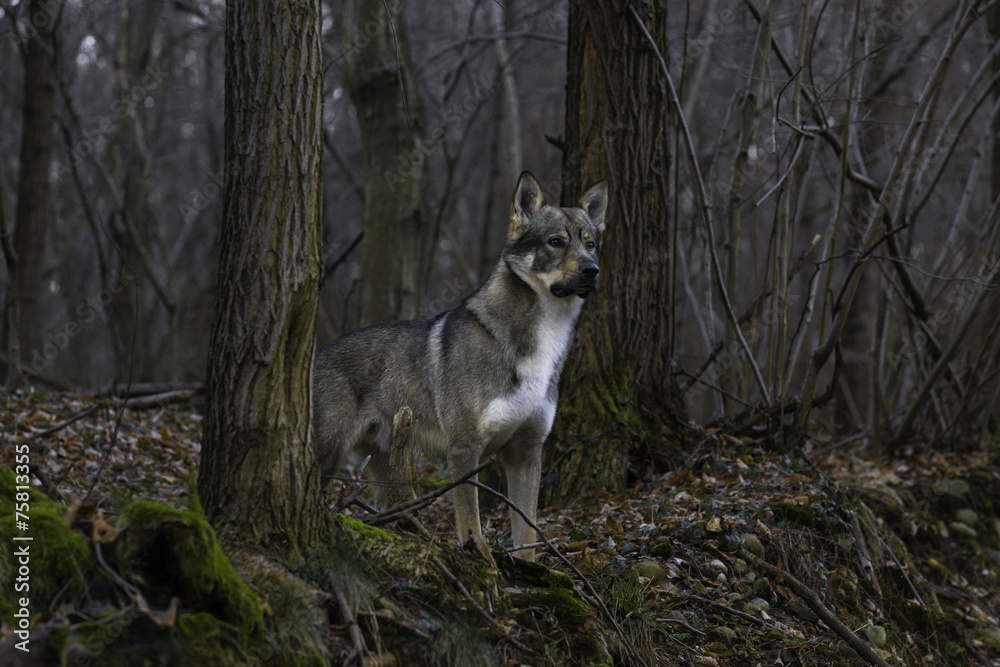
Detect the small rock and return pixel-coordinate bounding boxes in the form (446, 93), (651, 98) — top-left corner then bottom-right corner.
(950, 521), (978, 538)
(865, 624), (887, 647)
(635, 561), (665, 582)
(940, 478), (970, 495)
(733, 558), (748, 575)
(648, 539), (673, 558)
(740, 533), (765, 558)
(708, 559), (727, 575)
(752, 578), (771, 596)
(956, 508), (978, 526)
(744, 598), (770, 614)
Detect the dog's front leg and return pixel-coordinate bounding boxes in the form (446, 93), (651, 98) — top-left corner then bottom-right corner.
(502, 429), (544, 562)
(447, 446), (492, 562)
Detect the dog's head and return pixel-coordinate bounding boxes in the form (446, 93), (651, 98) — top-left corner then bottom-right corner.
(503, 172), (608, 299)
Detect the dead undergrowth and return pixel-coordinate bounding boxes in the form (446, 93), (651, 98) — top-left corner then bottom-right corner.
(2, 391), (999, 665)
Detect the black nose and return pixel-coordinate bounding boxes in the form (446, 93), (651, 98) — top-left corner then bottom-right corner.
(582, 264), (599, 279)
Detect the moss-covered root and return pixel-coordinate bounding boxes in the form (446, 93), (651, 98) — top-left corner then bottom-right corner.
(0, 466), (93, 619)
(113, 500), (263, 637)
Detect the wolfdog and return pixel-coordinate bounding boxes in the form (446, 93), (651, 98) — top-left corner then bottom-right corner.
(314, 172), (608, 561)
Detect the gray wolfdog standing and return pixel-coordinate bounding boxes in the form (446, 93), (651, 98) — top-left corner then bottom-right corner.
(314, 172), (608, 561)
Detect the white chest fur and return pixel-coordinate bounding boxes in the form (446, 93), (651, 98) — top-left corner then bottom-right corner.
(479, 296), (583, 445)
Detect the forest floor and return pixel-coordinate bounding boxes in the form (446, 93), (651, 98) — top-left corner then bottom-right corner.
(2, 390), (999, 666)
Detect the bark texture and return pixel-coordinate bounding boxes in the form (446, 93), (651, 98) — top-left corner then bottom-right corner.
(543, 0), (689, 506)
(13, 0), (63, 379)
(341, 0), (435, 326)
(199, 0), (324, 552)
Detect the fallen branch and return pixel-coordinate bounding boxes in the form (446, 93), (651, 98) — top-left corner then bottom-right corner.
(328, 574), (367, 664)
(114, 389), (198, 410)
(432, 555), (531, 653)
(365, 457), (495, 526)
(686, 592), (768, 627)
(737, 545), (891, 667)
(467, 480), (651, 667)
(101, 381), (204, 398)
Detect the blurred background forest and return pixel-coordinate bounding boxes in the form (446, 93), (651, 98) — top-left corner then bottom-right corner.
(3, 0), (1000, 453)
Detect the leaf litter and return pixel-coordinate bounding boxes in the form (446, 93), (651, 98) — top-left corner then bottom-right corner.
(3, 391), (1000, 665)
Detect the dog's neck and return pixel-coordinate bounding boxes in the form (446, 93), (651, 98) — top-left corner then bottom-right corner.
(465, 259), (583, 352)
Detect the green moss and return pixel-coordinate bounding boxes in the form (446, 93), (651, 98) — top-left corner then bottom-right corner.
(71, 616), (134, 665)
(0, 467), (93, 618)
(542, 568), (574, 591)
(335, 513), (397, 543)
(422, 612), (497, 667)
(175, 613), (245, 665)
(114, 499), (264, 637)
(511, 586), (591, 618)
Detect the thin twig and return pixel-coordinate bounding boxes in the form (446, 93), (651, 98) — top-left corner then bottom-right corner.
(432, 555), (531, 652)
(738, 545), (891, 667)
(331, 455), (372, 513)
(381, 0), (411, 129)
(467, 480), (651, 667)
(365, 457), (496, 525)
(94, 542), (150, 614)
(15, 404), (99, 443)
(329, 574), (367, 663)
(686, 592), (769, 627)
(629, 7), (772, 407)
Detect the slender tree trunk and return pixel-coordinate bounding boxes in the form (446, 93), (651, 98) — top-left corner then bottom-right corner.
(13, 0), (63, 384)
(107, 0), (172, 382)
(341, 0), (435, 326)
(199, 0), (324, 553)
(543, 0), (689, 506)
(722, 3), (773, 409)
(1, 158), (18, 391)
(988, 4), (1000, 201)
(480, 0), (523, 281)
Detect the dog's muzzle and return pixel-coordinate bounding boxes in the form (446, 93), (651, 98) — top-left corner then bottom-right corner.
(551, 263), (600, 298)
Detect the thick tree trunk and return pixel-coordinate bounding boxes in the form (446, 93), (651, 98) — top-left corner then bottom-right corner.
(199, 0), (324, 553)
(341, 0), (435, 326)
(543, 0), (689, 506)
(13, 0), (63, 384)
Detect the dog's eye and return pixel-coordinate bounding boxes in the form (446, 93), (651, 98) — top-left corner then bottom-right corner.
(548, 238), (564, 248)
(586, 241), (596, 250)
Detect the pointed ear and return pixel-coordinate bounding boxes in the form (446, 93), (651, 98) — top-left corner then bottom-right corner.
(579, 180), (608, 233)
(510, 171), (545, 234)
